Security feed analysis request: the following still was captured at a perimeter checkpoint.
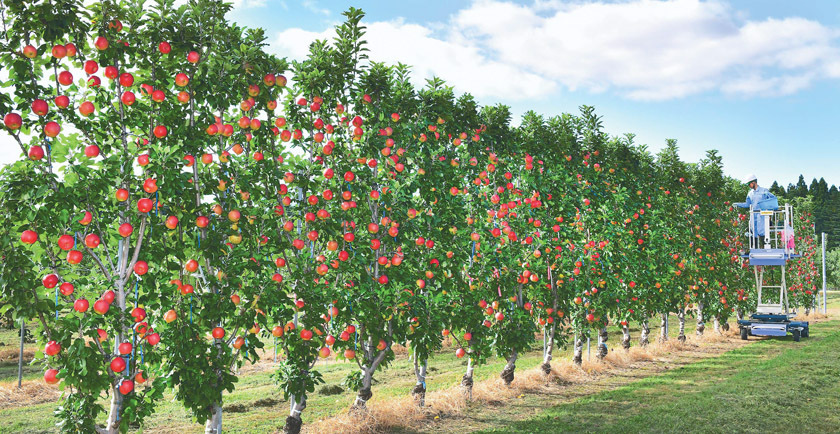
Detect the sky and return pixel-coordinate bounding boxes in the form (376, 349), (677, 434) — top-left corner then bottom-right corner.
(4, 0), (840, 190)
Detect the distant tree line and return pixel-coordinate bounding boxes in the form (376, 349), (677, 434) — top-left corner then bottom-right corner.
(770, 175), (838, 250)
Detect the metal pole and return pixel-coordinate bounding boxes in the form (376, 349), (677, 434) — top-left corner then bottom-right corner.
(586, 337), (591, 361)
(18, 318), (25, 389)
(822, 233), (827, 315)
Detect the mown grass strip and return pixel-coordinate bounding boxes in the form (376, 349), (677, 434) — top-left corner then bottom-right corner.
(479, 320), (840, 433)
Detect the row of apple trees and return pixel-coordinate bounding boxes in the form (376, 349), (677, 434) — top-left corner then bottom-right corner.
(0, 1), (818, 433)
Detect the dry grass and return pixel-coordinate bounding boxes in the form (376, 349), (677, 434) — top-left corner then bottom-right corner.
(0, 348), (34, 363)
(304, 321), (767, 434)
(0, 380), (61, 409)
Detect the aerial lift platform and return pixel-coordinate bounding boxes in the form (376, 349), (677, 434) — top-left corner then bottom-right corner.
(735, 199), (809, 341)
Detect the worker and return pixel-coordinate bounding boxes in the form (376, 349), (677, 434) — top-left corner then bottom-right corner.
(735, 174), (775, 248)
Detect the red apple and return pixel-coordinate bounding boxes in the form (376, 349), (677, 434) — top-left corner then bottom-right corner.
(158, 41), (171, 53)
(84, 233), (101, 248)
(94, 36), (109, 51)
(59, 282), (74, 296)
(58, 234), (75, 250)
(73, 298), (89, 313)
(165, 215), (178, 229)
(187, 51), (200, 63)
(4, 113), (22, 130)
(31, 99), (49, 116)
(133, 260), (148, 275)
(118, 342), (132, 355)
(44, 121), (61, 137)
(28, 145), (44, 160)
(44, 369), (60, 384)
(153, 125), (167, 138)
(94, 299), (110, 314)
(22, 45), (37, 58)
(84, 144), (100, 157)
(45, 340), (61, 356)
(20, 230), (38, 244)
(212, 327), (225, 339)
(137, 198), (153, 213)
(110, 357), (126, 373)
(119, 379), (134, 395)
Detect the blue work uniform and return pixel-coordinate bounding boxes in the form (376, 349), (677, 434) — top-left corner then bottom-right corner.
(735, 185), (773, 237)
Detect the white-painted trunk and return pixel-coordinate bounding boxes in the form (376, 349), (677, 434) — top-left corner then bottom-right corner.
(102, 385), (122, 433)
(501, 350), (517, 385)
(621, 324), (631, 350)
(284, 397), (306, 434)
(696, 302), (705, 336)
(461, 357), (474, 400)
(713, 316), (722, 335)
(541, 323), (556, 374)
(659, 313), (668, 342)
(573, 335), (583, 365)
(678, 311), (686, 343)
(639, 319), (650, 346)
(596, 327), (608, 359)
(412, 353), (427, 407)
(204, 403), (222, 434)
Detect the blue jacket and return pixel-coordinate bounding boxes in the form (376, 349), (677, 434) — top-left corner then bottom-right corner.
(735, 185), (774, 236)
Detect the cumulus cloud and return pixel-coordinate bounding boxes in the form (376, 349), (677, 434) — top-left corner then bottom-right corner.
(272, 0), (840, 101)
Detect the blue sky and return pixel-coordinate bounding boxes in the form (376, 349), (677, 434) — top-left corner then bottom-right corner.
(226, 0), (840, 190)
(2, 0), (837, 191)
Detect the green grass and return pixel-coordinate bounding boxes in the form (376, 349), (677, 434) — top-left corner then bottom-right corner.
(1, 294), (838, 433)
(478, 318), (840, 434)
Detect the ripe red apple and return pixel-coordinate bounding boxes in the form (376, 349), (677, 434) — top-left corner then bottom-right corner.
(119, 379), (134, 395)
(131, 307), (146, 322)
(44, 121), (61, 137)
(20, 230), (38, 244)
(137, 198), (153, 213)
(175, 73), (189, 87)
(104, 65), (118, 80)
(146, 333), (160, 346)
(84, 144), (100, 157)
(212, 327), (225, 339)
(64, 43), (77, 56)
(55, 95), (70, 109)
(31, 99), (49, 116)
(22, 45), (37, 58)
(94, 299), (110, 314)
(300, 329), (313, 340)
(137, 154), (149, 166)
(143, 178), (158, 194)
(134, 260), (148, 275)
(187, 51), (200, 63)
(84, 60), (99, 74)
(121, 91), (136, 106)
(102, 290), (115, 304)
(44, 369), (60, 384)
(58, 234), (75, 250)
(158, 41), (171, 53)
(28, 145), (44, 160)
(153, 125), (167, 138)
(117, 223), (134, 238)
(94, 36), (109, 51)
(463, 332), (472, 341)
(116, 188), (129, 201)
(4, 113), (22, 130)
(119, 72), (134, 87)
(73, 298), (89, 313)
(455, 348), (466, 358)
(45, 340), (61, 356)
(151, 90), (165, 102)
(164, 309), (177, 323)
(110, 357), (126, 373)
(165, 215), (178, 229)
(344, 349), (356, 359)
(376, 339), (386, 351)
(84, 233), (101, 248)
(57, 70), (73, 86)
(78, 101), (95, 117)
(118, 342), (133, 355)
(59, 282), (74, 296)
(196, 216), (209, 228)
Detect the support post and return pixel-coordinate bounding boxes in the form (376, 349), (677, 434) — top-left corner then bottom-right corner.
(18, 318), (25, 389)
(822, 233), (827, 315)
(586, 336), (590, 361)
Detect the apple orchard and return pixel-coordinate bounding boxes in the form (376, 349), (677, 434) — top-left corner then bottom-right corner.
(0, 1), (820, 433)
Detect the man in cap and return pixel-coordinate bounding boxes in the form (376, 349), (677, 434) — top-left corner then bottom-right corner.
(736, 174), (773, 248)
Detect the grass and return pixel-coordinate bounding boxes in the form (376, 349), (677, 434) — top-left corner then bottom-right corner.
(0, 292), (838, 433)
(476, 317), (840, 434)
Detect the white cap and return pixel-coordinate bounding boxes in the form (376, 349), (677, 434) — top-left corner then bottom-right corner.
(743, 173), (757, 183)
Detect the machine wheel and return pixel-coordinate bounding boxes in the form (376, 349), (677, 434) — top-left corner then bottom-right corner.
(740, 327), (749, 341)
(803, 328), (809, 338)
(792, 329), (801, 342)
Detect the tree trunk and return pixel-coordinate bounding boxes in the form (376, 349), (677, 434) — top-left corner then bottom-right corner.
(573, 335), (583, 365)
(204, 403), (222, 434)
(284, 395), (306, 434)
(460, 357), (474, 400)
(713, 316), (722, 335)
(659, 313), (668, 342)
(696, 302), (705, 336)
(351, 367), (374, 412)
(621, 324), (631, 350)
(541, 322), (556, 374)
(501, 350), (517, 385)
(639, 319), (650, 347)
(677, 311), (686, 343)
(412, 353), (427, 407)
(736, 308), (744, 321)
(102, 384), (123, 433)
(596, 326), (608, 359)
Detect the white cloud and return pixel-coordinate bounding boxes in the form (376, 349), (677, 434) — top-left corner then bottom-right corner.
(301, 0), (329, 16)
(271, 0), (840, 101)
